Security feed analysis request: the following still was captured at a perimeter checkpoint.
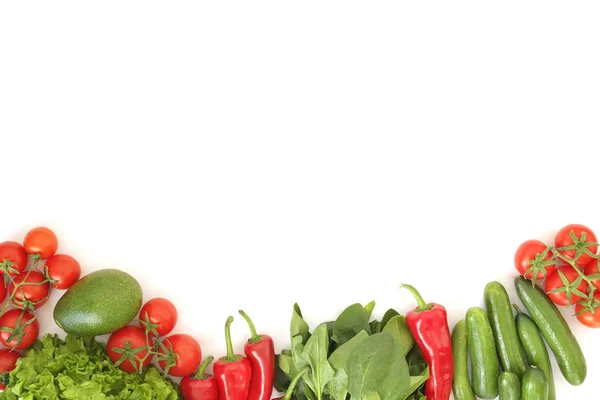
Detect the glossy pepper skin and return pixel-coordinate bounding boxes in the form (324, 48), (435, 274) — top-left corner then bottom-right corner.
(239, 310), (275, 400)
(213, 316), (252, 400)
(401, 284), (453, 400)
(180, 356), (219, 400)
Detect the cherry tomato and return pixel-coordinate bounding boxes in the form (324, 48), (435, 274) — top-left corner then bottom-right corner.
(545, 266), (589, 306)
(0, 282), (6, 303)
(514, 239), (557, 280)
(138, 298), (178, 337)
(107, 325), (153, 373)
(575, 291), (600, 328)
(45, 254), (81, 290)
(0, 309), (39, 350)
(157, 334), (202, 377)
(0, 241), (28, 276)
(0, 349), (21, 390)
(555, 224), (598, 266)
(23, 227), (58, 260)
(584, 258), (600, 292)
(8, 270), (51, 309)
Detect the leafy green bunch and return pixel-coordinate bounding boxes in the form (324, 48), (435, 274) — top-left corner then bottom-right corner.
(275, 302), (428, 400)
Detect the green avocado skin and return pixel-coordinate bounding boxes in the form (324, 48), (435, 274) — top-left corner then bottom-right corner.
(54, 268), (143, 336)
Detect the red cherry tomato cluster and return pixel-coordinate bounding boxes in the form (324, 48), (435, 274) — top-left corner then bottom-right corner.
(515, 223), (600, 328)
(106, 297), (203, 378)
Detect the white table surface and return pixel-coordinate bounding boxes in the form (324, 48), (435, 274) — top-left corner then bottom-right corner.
(1, 2), (599, 398)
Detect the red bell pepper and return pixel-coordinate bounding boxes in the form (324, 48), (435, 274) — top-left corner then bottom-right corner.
(239, 310), (275, 400)
(180, 356), (219, 400)
(213, 316), (252, 400)
(400, 284), (453, 400)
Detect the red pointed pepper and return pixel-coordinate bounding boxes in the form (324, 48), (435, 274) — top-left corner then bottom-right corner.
(214, 316), (252, 400)
(400, 284), (453, 400)
(239, 310), (275, 400)
(180, 356), (219, 400)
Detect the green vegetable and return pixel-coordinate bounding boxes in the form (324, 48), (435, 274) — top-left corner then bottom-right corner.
(382, 315), (414, 356)
(0, 334), (178, 400)
(301, 324), (335, 400)
(521, 367), (548, 400)
(514, 276), (587, 386)
(54, 269), (143, 336)
(484, 281), (528, 377)
(498, 371), (521, 400)
(514, 305), (555, 400)
(347, 332), (410, 400)
(332, 303), (372, 345)
(381, 308), (400, 329)
(364, 301), (376, 320)
(466, 306), (500, 399)
(451, 320), (476, 400)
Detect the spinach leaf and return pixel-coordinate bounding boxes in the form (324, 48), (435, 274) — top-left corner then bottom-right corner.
(325, 321), (337, 354)
(370, 320), (382, 334)
(400, 367), (429, 400)
(380, 308), (400, 329)
(333, 303), (372, 345)
(275, 354), (292, 392)
(296, 378), (316, 400)
(406, 345), (428, 376)
(347, 332), (410, 400)
(301, 324), (335, 400)
(292, 303), (311, 344)
(364, 301), (376, 320)
(381, 315), (414, 356)
(326, 330), (369, 400)
(324, 368), (348, 400)
(292, 334), (309, 370)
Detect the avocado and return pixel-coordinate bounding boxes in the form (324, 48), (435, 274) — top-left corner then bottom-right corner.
(54, 268), (143, 336)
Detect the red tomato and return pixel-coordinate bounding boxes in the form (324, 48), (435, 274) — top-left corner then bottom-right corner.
(0, 309), (39, 350)
(157, 334), (202, 377)
(138, 298), (178, 337)
(106, 325), (153, 373)
(545, 266), (589, 306)
(23, 227), (58, 260)
(0, 282), (6, 303)
(0, 349), (21, 390)
(555, 224), (598, 266)
(575, 291), (600, 328)
(45, 254), (81, 290)
(514, 239), (557, 280)
(9, 270), (51, 309)
(0, 241), (28, 276)
(584, 259), (600, 291)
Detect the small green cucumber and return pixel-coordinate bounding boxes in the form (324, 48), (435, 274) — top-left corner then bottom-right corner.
(466, 307), (500, 399)
(514, 276), (586, 386)
(498, 371), (521, 400)
(514, 305), (555, 400)
(522, 366), (548, 400)
(452, 320), (476, 400)
(484, 281), (528, 377)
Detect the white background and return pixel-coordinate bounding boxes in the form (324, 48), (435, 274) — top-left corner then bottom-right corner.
(1, 1), (600, 398)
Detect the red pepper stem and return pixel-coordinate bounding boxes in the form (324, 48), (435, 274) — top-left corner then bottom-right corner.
(283, 366), (310, 400)
(238, 310), (261, 343)
(400, 284), (433, 312)
(223, 316), (237, 361)
(193, 356), (215, 379)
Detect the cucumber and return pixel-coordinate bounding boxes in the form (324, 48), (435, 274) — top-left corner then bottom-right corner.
(514, 276), (587, 386)
(451, 320), (476, 400)
(514, 305), (556, 400)
(484, 281), (528, 377)
(54, 268), (143, 336)
(498, 371), (521, 400)
(522, 366), (548, 400)
(466, 307), (500, 399)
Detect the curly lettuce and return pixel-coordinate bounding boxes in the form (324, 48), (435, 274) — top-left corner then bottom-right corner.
(0, 334), (180, 400)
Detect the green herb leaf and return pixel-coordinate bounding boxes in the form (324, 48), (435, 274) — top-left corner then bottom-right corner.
(275, 354), (292, 392)
(328, 330), (369, 370)
(324, 368), (348, 400)
(333, 303), (372, 345)
(364, 301), (376, 320)
(381, 315), (414, 356)
(381, 308), (400, 329)
(400, 367), (429, 400)
(301, 323), (335, 400)
(370, 320), (382, 334)
(292, 303), (311, 344)
(292, 334), (309, 370)
(347, 332), (410, 400)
